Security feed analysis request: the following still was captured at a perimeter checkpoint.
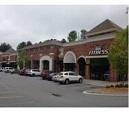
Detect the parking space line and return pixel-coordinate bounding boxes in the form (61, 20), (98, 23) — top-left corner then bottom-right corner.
(0, 91), (16, 94)
(0, 87), (11, 89)
(0, 85), (8, 87)
(0, 96), (24, 99)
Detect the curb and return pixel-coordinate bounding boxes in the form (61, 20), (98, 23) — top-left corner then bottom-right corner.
(82, 91), (128, 97)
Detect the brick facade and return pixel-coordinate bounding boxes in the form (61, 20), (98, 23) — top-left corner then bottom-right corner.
(0, 19), (126, 82)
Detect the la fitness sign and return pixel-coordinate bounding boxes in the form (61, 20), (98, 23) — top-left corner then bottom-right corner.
(89, 46), (108, 55)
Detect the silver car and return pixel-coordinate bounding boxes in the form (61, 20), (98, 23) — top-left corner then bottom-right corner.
(25, 69), (41, 76)
(56, 71), (83, 84)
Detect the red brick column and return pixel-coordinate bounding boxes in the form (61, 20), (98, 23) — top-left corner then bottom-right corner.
(109, 64), (117, 82)
(85, 58), (90, 79)
(76, 63), (79, 74)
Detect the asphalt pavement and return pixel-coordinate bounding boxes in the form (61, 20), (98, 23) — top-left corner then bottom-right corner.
(0, 72), (128, 107)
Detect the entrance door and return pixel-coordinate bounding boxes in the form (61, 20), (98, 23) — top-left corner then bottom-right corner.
(78, 57), (86, 77)
(90, 58), (109, 81)
(43, 60), (49, 70)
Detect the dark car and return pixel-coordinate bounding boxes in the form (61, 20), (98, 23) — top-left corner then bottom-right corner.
(42, 70), (51, 79)
(47, 73), (57, 81)
(19, 68), (26, 75)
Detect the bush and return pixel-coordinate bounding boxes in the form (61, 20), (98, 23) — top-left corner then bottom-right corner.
(124, 84), (128, 88)
(110, 85), (114, 88)
(115, 84), (120, 88)
(106, 85), (110, 88)
(106, 84), (128, 88)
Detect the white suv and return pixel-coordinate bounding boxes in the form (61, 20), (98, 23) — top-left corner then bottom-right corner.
(0, 67), (5, 72)
(56, 71), (83, 84)
(4, 67), (15, 73)
(25, 69), (41, 76)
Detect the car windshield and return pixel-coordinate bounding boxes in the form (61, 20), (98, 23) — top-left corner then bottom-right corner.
(32, 69), (40, 72)
(58, 73), (63, 76)
(50, 73), (56, 76)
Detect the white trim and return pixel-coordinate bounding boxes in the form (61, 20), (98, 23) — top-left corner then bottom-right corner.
(78, 56), (86, 62)
(63, 32), (115, 47)
(39, 55), (54, 72)
(86, 55), (108, 59)
(9, 61), (17, 63)
(9, 53), (17, 56)
(2, 61), (7, 63)
(2, 55), (9, 57)
(63, 51), (76, 63)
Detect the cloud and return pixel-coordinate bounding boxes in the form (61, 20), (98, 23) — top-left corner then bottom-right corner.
(0, 5), (128, 50)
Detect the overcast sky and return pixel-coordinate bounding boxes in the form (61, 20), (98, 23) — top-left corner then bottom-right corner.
(0, 5), (128, 50)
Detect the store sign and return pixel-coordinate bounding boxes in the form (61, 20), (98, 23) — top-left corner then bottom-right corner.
(89, 46), (108, 55)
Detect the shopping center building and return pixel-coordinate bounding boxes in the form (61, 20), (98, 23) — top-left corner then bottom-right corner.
(0, 48), (17, 68)
(0, 19), (127, 82)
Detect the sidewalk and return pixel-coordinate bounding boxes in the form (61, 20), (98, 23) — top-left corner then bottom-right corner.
(83, 79), (128, 96)
(83, 79), (128, 86)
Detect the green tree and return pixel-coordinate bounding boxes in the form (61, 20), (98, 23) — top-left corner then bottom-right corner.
(108, 27), (128, 83)
(18, 50), (30, 69)
(81, 29), (87, 39)
(27, 41), (32, 46)
(17, 41), (32, 50)
(17, 42), (26, 50)
(67, 30), (77, 42)
(0, 42), (11, 52)
(61, 38), (67, 43)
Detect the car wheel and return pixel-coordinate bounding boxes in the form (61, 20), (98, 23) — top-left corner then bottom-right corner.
(78, 78), (83, 83)
(65, 79), (69, 85)
(32, 73), (35, 77)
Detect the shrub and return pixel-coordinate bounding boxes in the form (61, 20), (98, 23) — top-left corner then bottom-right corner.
(124, 84), (128, 88)
(106, 85), (110, 88)
(115, 84), (120, 88)
(110, 85), (114, 88)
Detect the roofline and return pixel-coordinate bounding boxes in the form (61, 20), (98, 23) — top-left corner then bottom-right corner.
(85, 28), (122, 37)
(63, 32), (116, 47)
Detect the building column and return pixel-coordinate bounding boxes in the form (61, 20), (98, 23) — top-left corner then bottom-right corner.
(49, 53), (54, 71)
(76, 63), (79, 74)
(31, 55), (34, 69)
(85, 58), (90, 79)
(109, 64), (117, 82)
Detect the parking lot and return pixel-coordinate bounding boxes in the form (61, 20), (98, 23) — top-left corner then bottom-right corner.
(0, 72), (128, 107)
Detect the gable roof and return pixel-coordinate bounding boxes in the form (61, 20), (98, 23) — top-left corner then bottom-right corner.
(23, 39), (63, 50)
(3, 48), (17, 55)
(86, 19), (123, 37)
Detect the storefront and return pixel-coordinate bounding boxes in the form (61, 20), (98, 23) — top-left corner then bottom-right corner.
(20, 19), (126, 82)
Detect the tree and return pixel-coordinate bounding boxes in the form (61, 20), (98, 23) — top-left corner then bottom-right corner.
(17, 42), (26, 50)
(108, 27), (128, 84)
(61, 38), (67, 43)
(17, 41), (32, 50)
(18, 50), (30, 69)
(27, 41), (32, 46)
(0, 42), (11, 52)
(81, 29), (87, 39)
(67, 30), (77, 42)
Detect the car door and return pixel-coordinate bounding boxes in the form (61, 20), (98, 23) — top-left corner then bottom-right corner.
(69, 72), (75, 81)
(73, 72), (79, 81)
(36, 70), (41, 75)
(33, 69), (39, 75)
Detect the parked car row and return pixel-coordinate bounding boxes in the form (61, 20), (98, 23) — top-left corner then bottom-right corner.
(43, 71), (83, 85)
(1, 67), (83, 85)
(0, 67), (16, 73)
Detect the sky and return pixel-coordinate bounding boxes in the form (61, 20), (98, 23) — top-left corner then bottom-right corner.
(0, 5), (128, 50)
